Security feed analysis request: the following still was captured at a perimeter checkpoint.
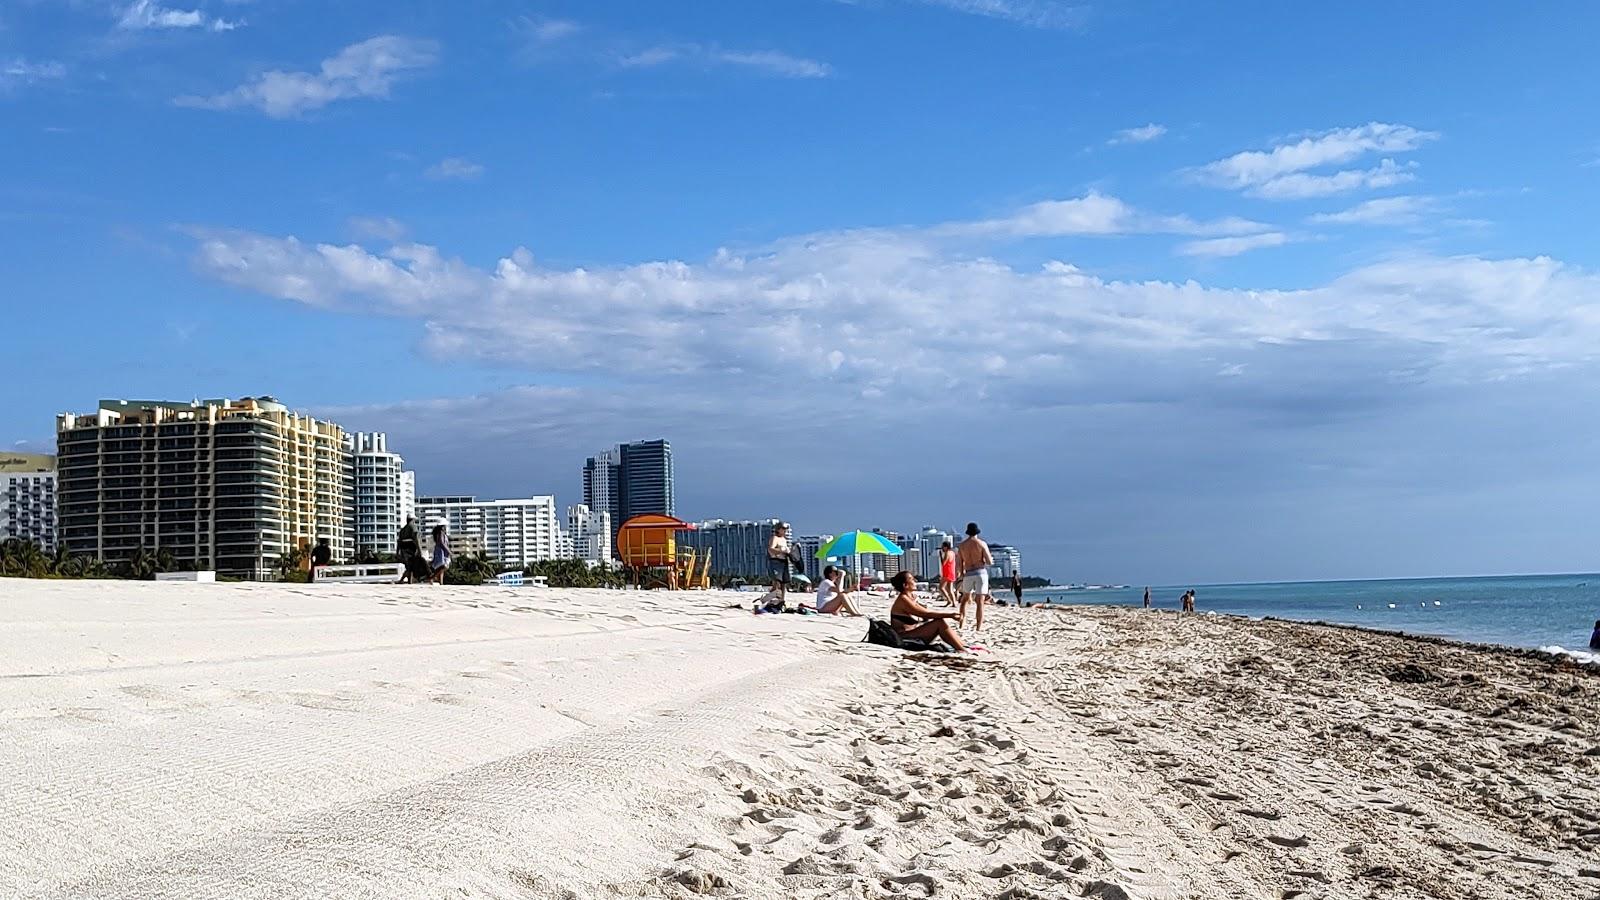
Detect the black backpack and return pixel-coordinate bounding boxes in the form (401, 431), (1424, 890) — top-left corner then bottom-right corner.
(863, 618), (903, 648)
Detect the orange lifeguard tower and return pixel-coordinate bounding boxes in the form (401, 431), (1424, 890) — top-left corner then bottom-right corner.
(617, 514), (697, 589)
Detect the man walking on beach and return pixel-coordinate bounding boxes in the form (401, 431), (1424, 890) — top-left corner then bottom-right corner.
(396, 517), (420, 584)
(310, 538), (332, 582)
(956, 522), (994, 631)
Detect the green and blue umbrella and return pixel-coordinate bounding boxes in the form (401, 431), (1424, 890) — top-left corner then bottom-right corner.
(815, 531), (904, 559)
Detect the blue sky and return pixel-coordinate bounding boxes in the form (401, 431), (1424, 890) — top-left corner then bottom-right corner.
(5, 0), (1600, 583)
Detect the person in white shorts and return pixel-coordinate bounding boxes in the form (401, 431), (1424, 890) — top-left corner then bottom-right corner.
(956, 522), (994, 631)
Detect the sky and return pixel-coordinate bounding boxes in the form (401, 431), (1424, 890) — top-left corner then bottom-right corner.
(4, 0), (1600, 584)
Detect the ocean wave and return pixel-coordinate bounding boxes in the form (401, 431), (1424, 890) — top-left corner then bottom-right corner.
(1540, 645), (1600, 665)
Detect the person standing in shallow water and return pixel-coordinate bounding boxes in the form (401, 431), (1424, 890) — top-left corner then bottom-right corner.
(1589, 619), (1600, 650)
(1143, 586), (1151, 609)
(1181, 590), (1196, 613)
(1010, 571), (1023, 606)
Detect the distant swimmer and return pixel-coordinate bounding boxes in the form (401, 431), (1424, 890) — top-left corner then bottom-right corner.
(1590, 620), (1600, 651)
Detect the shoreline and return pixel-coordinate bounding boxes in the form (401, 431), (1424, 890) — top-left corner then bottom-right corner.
(3, 582), (1595, 897)
(1031, 588), (1597, 659)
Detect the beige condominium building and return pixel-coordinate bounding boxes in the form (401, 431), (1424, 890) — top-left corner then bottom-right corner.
(56, 397), (353, 580)
(1, 452), (57, 553)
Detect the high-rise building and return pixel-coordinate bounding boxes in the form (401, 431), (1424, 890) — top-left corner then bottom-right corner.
(565, 503), (613, 564)
(0, 452), (57, 553)
(584, 439), (674, 555)
(581, 449), (620, 530)
(619, 439), (673, 520)
(907, 526), (953, 580)
(399, 471), (416, 527)
(988, 543), (1023, 579)
(349, 432), (410, 558)
(679, 518), (780, 578)
(414, 495), (564, 568)
(791, 533), (834, 581)
(863, 529), (907, 580)
(55, 397), (352, 579)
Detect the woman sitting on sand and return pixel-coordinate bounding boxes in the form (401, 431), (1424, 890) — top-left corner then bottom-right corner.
(887, 571), (967, 652)
(816, 566), (863, 616)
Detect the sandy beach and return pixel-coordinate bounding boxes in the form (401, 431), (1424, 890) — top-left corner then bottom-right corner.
(2, 581), (1595, 899)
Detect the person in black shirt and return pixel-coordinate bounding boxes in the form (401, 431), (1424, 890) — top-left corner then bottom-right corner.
(310, 538), (332, 582)
(396, 517), (420, 583)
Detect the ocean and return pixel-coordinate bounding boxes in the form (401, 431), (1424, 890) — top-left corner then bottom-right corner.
(1029, 573), (1600, 659)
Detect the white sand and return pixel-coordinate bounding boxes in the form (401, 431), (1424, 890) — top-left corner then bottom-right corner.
(0, 582), (882, 897)
(3, 582), (1596, 898)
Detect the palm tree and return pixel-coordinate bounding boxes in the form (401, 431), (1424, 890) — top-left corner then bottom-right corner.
(275, 545), (309, 583)
(0, 539), (51, 578)
(444, 552), (500, 586)
(120, 547), (158, 580)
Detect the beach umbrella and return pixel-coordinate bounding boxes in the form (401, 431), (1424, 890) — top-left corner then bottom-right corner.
(815, 531), (904, 559)
(789, 571), (812, 584)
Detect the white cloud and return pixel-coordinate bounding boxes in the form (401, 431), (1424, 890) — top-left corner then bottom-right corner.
(1193, 123), (1439, 199)
(425, 157), (485, 181)
(175, 35), (437, 118)
(1250, 159), (1416, 200)
(939, 191), (1270, 239)
(1177, 232), (1290, 257)
(1108, 123), (1166, 145)
(118, 0), (240, 32)
(619, 44), (831, 78)
(188, 195), (1600, 411)
(347, 216), (408, 241)
(1, 58), (66, 90)
(1308, 195), (1437, 226)
(908, 0), (1085, 29)
(711, 50), (832, 78)
(618, 47), (681, 68)
(522, 17), (580, 43)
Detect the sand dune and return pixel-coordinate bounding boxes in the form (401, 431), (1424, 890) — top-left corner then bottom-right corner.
(2, 582), (1595, 898)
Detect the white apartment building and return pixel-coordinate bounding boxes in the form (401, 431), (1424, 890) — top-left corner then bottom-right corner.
(907, 526), (954, 580)
(791, 534), (833, 581)
(565, 503), (612, 564)
(415, 495), (563, 568)
(1, 453), (57, 553)
(989, 543), (1023, 579)
(399, 470), (416, 527)
(349, 432), (411, 558)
